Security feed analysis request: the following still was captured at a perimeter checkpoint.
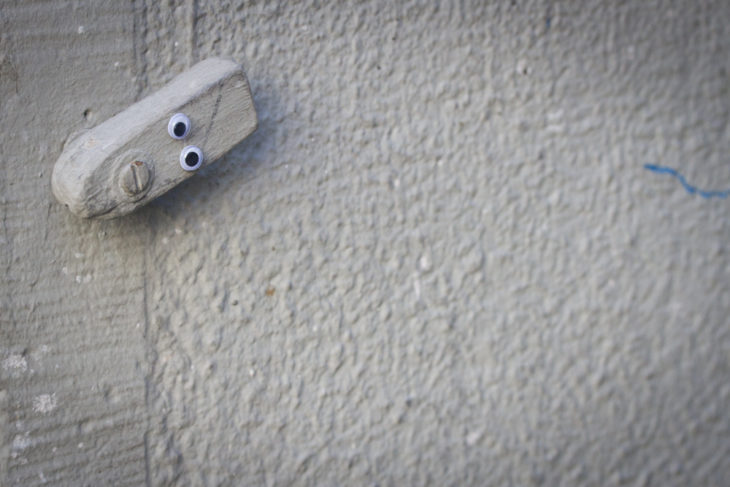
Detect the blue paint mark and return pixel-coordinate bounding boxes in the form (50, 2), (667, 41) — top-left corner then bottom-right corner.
(644, 164), (730, 199)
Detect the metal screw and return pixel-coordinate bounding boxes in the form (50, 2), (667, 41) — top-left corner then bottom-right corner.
(120, 160), (151, 195)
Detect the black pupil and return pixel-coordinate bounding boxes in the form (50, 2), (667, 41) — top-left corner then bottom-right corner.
(185, 151), (199, 167)
(174, 122), (186, 137)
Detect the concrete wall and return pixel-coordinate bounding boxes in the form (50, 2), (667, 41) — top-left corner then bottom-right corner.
(2, 1), (729, 485)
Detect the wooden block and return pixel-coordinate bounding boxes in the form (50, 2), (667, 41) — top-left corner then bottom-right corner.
(51, 58), (258, 219)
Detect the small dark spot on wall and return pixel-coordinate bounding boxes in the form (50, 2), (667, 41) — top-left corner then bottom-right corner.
(83, 108), (92, 121)
(265, 287), (275, 297)
(0, 56), (19, 94)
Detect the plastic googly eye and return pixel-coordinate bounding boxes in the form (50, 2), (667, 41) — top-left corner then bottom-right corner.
(168, 113), (191, 139)
(180, 145), (203, 171)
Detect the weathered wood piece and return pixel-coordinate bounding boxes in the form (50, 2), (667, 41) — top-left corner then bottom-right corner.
(51, 57), (258, 219)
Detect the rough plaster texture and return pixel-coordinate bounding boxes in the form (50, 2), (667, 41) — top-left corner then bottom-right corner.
(2, 0), (729, 485)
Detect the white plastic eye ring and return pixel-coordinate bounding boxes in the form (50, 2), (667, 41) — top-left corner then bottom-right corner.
(180, 145), (203, 171)
(168, 113), (191, 139)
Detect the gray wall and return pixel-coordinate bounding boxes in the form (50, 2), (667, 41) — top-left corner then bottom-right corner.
(2, 1), (729, 485)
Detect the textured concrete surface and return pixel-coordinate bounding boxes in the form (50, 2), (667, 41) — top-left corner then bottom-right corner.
(2, 0), (730, 485)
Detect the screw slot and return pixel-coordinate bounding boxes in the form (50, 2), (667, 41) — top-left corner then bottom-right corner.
(120, 160), (151, 196)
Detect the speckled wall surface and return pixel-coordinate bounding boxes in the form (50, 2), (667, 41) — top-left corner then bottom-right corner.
(2, 1), (729, 485)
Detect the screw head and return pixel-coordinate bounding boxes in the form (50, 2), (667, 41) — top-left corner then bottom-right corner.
(120, 160), (151, 195)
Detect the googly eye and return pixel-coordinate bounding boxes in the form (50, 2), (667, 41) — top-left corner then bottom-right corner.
(168, 113), (191, 139)
(180, 145), (203, 171)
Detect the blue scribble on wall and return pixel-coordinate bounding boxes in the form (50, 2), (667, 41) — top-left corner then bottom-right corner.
(644, 164), (730, 199)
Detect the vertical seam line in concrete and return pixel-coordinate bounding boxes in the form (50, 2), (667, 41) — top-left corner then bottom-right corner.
(143, 231), (151, 487)
(132, 0), (149, 99)
(142, 205), (156, 487)
(188, 0), (198, 66)
(133, 2), (153, 484)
